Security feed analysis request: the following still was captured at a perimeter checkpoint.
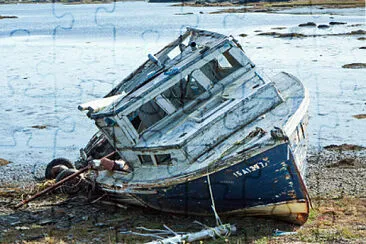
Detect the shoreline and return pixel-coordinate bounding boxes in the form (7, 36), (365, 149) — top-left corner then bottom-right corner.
(174, 0), (365, 14)
(0, 0), (363, 7)
(0, 0), (143, 5)
(1, 144), (365, 242)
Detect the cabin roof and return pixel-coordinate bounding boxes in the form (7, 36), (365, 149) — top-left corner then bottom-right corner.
(90, 28), (232, 119)
(131, 81), (283, 150)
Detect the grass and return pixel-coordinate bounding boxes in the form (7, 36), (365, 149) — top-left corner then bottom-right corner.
(1, 193), (365, 243)
(294, 197), (366, 242)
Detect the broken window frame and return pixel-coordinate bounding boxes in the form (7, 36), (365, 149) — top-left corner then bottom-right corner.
(123, 47), (243, 137)
(137, 153), (172, 166)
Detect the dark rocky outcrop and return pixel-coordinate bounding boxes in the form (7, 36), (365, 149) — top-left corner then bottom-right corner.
(298, 22), (316, 27)
(318, 24), (330, 29)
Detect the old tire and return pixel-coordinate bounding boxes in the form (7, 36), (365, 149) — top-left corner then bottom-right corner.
(45, 158), (74, 180)
(55, 169), (83, 194)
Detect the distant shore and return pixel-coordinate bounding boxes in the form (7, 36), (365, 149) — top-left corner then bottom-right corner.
(0, 0), (143, 4)
(174, 0), (365, 13)
(1, 0), (363, 8)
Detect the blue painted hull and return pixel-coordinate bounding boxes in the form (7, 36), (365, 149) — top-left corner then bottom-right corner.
(130, 143), (308, 222)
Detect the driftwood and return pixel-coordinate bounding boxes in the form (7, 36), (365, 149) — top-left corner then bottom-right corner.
(127, 223), (236, 244)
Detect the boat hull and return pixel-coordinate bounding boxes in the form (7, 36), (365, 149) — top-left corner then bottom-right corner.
(107, 143), (309, 224)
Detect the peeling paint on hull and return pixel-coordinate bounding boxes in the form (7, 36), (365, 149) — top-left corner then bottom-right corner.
(107, 143), (309, 224)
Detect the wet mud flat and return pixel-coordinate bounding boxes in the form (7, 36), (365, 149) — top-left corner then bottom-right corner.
(1, 146), (365, 243)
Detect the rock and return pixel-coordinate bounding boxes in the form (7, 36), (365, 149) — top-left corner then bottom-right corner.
(342, 63), (366, 69)
(298, 22), (316, 27)
(357, 225), (366, 230)
(349, 30), (366, 35)
(174, 12), (194, 15)
(257, 32), (306, 38)
(94, 222), (107, 227)
(239, 33), (247, 37)
(318, 24), (330, 29)
(0, 15), (18, 19)
(348, 23), (363, 27)
(358, 37), (366, 41)
(56, 223), (71, 230)
(271, 27), (286, 30)
(25, 234), (47, 241)
(277, 33), (306, 38)
(326, 158), (356, 168)
(353, 114), (366, 119)
(15, 226), (30, 230)
(324, 144), (366, 151)
(0, 158), (12, 166)
(329, 21), (347, 25)
(359, 47), (366, 49)
(39, 219), (56, 226)
(31, 125), (47, 129)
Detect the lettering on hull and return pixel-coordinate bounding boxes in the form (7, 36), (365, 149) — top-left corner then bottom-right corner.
(233, 161), (268, 178)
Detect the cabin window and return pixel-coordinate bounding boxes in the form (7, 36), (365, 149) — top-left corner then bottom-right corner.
(162, 75), (206, 108)
(128, 111), (142, 131)
(138, 155), (154, 166)
(200, 50), (242, 84)
(155, 154), (172, 165)
(138, 154), (172, 166)
(127, 100), (167, 134)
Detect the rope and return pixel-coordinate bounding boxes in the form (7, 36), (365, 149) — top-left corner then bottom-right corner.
(206, 174), (223, 227)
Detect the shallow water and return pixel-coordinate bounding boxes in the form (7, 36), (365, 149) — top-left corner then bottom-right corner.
(0, 2), (365, 169)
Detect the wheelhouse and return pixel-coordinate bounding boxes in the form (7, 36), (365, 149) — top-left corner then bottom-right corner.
(80, 28), (264, 169)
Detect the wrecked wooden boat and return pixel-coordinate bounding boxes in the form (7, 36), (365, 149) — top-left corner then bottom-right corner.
(49, 28), (310, 224)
